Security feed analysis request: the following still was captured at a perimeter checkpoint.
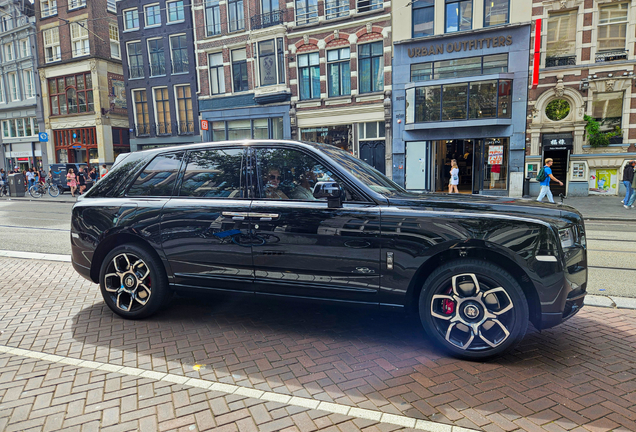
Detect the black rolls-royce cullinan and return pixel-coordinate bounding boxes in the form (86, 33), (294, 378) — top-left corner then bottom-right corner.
(71, 140), (587, 360)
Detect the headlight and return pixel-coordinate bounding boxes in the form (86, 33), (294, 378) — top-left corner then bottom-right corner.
(559, 227), (575, 249)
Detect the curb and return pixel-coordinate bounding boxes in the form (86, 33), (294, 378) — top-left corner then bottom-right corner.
(0, 197), (76, 204)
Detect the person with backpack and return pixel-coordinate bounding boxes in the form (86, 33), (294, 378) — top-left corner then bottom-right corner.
(536, 158), (563, 203)
(621, 161), (635, 208)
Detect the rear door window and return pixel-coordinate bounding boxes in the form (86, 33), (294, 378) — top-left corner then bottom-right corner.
(179, 148), (246, 198)
(127, 152), (184, 197)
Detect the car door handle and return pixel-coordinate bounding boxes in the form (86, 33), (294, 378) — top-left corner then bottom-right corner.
(222, 211), (250, 221)
(249, 213), (280, 220)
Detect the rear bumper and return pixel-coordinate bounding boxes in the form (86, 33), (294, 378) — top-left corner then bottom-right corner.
(72, 258), (93, 282)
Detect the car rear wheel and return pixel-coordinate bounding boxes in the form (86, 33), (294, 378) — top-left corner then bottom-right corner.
(419, 259), (528, 360)
(99, 243), (169, 319)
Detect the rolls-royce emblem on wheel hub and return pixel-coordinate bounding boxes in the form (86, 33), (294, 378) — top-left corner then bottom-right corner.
(124, 275), (135, 288)
(464, 304), (480, 319)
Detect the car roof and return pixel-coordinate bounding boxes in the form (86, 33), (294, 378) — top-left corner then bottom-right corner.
(136, 140), (324, 157)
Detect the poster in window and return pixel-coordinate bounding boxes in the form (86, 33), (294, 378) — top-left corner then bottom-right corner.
(589, 168), (617, 194)
(111, 79), (127, 109)
(488, 145), (503, 165)
(260, 56), (277, 86)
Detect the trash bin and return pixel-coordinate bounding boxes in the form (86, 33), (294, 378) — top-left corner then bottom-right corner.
(523, 176), (531, 198)
(8, 173), (25, 197)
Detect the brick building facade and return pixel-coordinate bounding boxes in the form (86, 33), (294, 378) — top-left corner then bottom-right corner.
(36, 0), (128, 166)
(527, 0), (636, 197)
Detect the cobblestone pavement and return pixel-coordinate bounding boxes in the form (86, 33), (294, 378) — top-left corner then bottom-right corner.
(1, 257), (636, 432)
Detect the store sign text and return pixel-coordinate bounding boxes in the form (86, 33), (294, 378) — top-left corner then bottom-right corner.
(408, 35), (513, 58)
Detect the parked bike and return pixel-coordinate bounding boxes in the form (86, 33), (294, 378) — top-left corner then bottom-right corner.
(29, 180), (60, 198)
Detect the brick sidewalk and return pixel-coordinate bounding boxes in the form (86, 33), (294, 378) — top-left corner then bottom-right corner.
(1, 257), (636, 432)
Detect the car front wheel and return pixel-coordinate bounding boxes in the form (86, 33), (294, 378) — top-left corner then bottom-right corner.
(419, 259), (528, 360)
(99, 243), (169, 319)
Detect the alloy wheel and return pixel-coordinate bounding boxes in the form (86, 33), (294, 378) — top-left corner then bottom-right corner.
(103, 253), (152, 313)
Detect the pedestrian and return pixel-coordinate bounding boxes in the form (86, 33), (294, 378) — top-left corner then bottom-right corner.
(622, 160), (635, 208)
(536, 158), (563, 203)
(100, 164), (108, 179)
(627, 172), (636, 208)
(84, 168), (93, 191)
(39, 167), (46, 184)
(33, 169), (40, 186)
(22, 170), (28, 191)
(66, 168), (77, 197)
(78, 168), (86, 195)
(449, 159), (459, 194)
(13, 166), (19, 174)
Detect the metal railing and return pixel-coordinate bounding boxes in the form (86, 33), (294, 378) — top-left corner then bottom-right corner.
(251, 10), (285, 29)
(178, 121), (195, 135)
(357, 0), (382, 13)
(172, 59), (190, 74)
(156, 122), (172, 135)
(545, 55), (576, 68)
(150, 62), (166, 77)
(295, 5), (318, 25)
(325, 0), (349, 19)
(129, 65), (144, 79)
(135, 123), (151, 136)
(596, 50), (627, 63)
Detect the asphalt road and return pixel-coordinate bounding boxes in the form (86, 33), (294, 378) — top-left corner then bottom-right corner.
(0, 199), (633, 297)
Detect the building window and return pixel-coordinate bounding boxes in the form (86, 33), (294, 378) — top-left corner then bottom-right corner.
(546, 10), (576, 66)
(325, 0), (349, 20)
(71, 20), (90, 57)
(23, 70), (35, 98)
(445, 0), (472, 32)
(127, 41), (144, 78)
(124, 8), (140, 30)
(167, 0), (185, 22)
(109, 24), (120, 59)
(20, 39), (30, 58)
(231, 48), (248, 92)
(8, 73), (18, 101)
(205, 0), (221, 36)
(483, 138), (508, 190)
(208, 118), (283, 141)
(357, 0), (382, 13)
(4, 43), (13, 61)
(228, 0), (245, 31)
(1, 15), (12, 32)
(132, 89), (150, 136)
(49, 73), (93, 116)
(411, 54), (508, 81)
(296, 0), (318, 25)
(107, 0), (117, 13)
(145, 3), (161, 27)
(43, 28), (61, 62)
(593, 92), (623, 130)
(154, 88), (172, 135)
(41, 0), (57, 18)
(68, 0), (86, 9)
(170, 35), (189, 74)
(258, 39), (284, 86)
(209, 53), (225, 95)
(0, 78), (4, 103)
(359, 41), (384, 94)
(148, 38), (166, 76)
(327, 47), (350, 97)
(598, 3), (628, 53)
(298, 52), (320, 100)
(176, 85), (194, 134)
(2, 118), (38, 138)
(413, 0), (434, 38)
(484, 0), (508, 26)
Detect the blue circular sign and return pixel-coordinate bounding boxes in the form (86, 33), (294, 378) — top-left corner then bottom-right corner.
(73, 133), (77, 138)
(38, 132), (49, 142)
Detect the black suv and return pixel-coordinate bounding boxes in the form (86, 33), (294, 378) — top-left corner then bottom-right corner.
(71, 141), (587, 360)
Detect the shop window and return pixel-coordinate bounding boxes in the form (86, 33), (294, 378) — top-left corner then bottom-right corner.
(300, 125), (351, 152)
(592, 92), (623, 130)
(272, 117), (284, 139)
(205, 0), (221, 36)
(445, 0), (472, 33)
(144, 3), (161, 27)
(296, 0), (318, 25)
(413, 0), (434, 38)
(571, 162), (586, 180)
(208, 118), (283, 141)
(154, 88), (172, 135)
(123, 8), (139, 31)
(254, 118), (269, 139)
(209, 53), (225, 95)
(546, 11), (576, 66)
(148, 38), (166, 76)
(133, 89), (150, 136)
(442, 83), (467, 120)
(109, 24), (120, 59)
(49, 72), (94, 116)
(70, 20), (89, 57)
(358, 122), (385, 139)
(127, 152), (184, 197)
(227, 0), (245, 31)
(484, 138), (507, 190)
(212, 121), (225, 141)
(127, 41), (144, 78)
(298, 52), (320, 100)
(227, 119), (251, 140)
(231, 49), (248, 92)
(258, 39), (284, 86)
(176, 85), (194, 134)
(41, 0), (57, 18)
(412, 54), (507, 83)
(469, 81), (497, 119)
(484, 0), (508, 27)
(325, 0), (349, 20)
(180, 148), (245, 198)
(43, 27), (60, 63)
(359, 42), (384, 94)
(327, 47), (350, 97)
(497, 80), (511, 118)
(170, 34), (189, 74)
(598, 3), (628, 53)
(167, 0), (185, 23)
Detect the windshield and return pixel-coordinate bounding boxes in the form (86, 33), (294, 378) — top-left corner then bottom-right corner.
(317, 144), (407, 196)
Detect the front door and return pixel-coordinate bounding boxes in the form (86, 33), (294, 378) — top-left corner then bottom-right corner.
(250, 146), (381, 303)
(359, 140), (386, 174)
(543, 149), (568, 197)
(160, 147), (254, 292)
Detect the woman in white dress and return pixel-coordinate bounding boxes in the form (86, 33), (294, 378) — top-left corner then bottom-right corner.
(449, 159), (459, 194)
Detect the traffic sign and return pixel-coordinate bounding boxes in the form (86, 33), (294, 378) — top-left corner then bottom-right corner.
(38, 132), (49, 142)
(72, 145), (82, 149)
(201, 120), (209, 131)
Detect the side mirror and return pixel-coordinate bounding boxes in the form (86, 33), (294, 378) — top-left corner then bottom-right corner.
(313, 181), (343, 208)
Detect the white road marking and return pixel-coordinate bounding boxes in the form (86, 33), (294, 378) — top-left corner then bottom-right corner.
(0, 344), (473, 432)
(0, 250), (71, 262)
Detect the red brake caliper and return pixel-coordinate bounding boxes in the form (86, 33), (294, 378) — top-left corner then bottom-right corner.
(442, 287), (455, 315)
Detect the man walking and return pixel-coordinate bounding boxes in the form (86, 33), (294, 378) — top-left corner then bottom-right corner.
(622, 160), (635, 208)
(537, 158), (563, 203)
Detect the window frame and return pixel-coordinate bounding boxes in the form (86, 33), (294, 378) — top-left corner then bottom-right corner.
(70, 20), (90, 58)
(410, 53), (509, 82)
(0, 77), (4, 103)
(148, 37), (167, 77)
(413, 0), (434, 38)
(483, 0), (509, 27)
(597, 2), (629, 53)
(209, 52), (226, 95)
(166, 0), (186, 23)
(256, 38), (285, 87)
(170, 34), (189, 74)
(127, 41), (144, 79)
(48, 72), (94, 116)
(68, 0), (86, 10)
(153, 87), (172, 135)
(177, 147), (247, 199)
(4, 43), (14, 61)
(325, 0), (349, 20)
(205, 0), (221, 36)
(20, 38), (30, 58)
(444, 0), (472, 33)
(23, 70), (35, 99)
(175, 84), (194, 135)
(327, 47), (351, 97)
(231, 48), (249, 93)
(298, 51), (321, 100)
(123, 8), (140, 31)
(295, 0), (318, 25)
(358, 41), (384, 94)
(545, 10), (577, 61)
(125, 152), (185, 198)
(227, 0), (245, 32)
(8, 72), (18, 101)
(40, 0), (58, 18)
(43, 27), (61, 63)
(109, 24), (121, 59)
(144, 3), (162, 28)
(132, 88), (150, 136)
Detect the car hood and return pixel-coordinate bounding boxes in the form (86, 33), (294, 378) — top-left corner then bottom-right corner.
(386, 192), (583, 228)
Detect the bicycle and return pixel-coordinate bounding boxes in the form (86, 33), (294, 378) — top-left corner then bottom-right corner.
(0, 181), (8, 197)
(29, 180), (60, 198)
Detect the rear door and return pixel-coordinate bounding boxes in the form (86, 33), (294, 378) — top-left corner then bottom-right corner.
(160, 146), (254, 292)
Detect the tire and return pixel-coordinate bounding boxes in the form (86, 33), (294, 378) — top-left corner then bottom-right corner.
(99, 243), (170, 319)
(29, 185), (42, 198)
(48, 184), (60, 197)
(419, 259), (529, 361)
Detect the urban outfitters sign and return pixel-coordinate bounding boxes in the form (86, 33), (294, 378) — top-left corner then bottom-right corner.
(408, 35), (513, 58)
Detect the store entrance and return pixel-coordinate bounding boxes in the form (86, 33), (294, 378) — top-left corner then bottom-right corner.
(543, 149), (568, 197)
(435, 140), (475, 193)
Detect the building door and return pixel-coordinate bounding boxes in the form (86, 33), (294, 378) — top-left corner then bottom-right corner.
(405, 141), (433, 190)
(434, 140), (474, 193)
(359, 140), (385, 174)
(543, 149), (568, 197)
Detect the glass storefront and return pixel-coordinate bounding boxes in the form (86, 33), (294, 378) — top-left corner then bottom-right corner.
(210, 117), (284, 141)
(300, 124), (352, 152)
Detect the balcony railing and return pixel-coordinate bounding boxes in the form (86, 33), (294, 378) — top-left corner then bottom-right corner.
(596, 50), (628, 63)
(150, 62), (166, 77)
(545, 55), (576, 68)
(172, 59), (190, 74)
(357, 0), (382, 13)
(178, 121), (195, 135)
(156, 122), (172, 135)
(325, 0), (349, 19)
(135, 123), (151, 137)
(129, 65), (144, 79)
(251, 10), (285, 29)
(296, 5), (318, 25)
